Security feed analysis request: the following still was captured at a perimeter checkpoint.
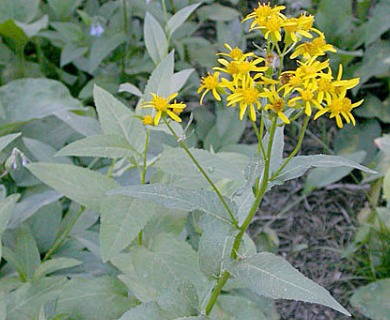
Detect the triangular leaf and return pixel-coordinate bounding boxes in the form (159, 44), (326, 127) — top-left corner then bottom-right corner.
(226, 252), (350, 316)
(27, 163), (119, 211)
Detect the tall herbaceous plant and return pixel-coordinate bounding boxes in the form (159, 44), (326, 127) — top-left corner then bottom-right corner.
(24, 2), (376, 319)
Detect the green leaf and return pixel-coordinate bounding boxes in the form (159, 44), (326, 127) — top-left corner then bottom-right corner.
(354, 94), (390, 123)
(118, 82), (143, 97)
(47, 0), (83, 20)
(171, 68), (195, 93)
(274, 154), (375, 182)
(143, 50), (174, 100)
(354, 40), (390, 86)
(226, 252), (351, 316)
(88, 32), (126, 73)
(144, 12), (168, 65)
(56, 134), (141, 159)
(167, 3), (200, 37)
(12, 225), (41, 281)
(99, 195), (158, 262)
(0, 78), (82, 124)
(27, 163), (119, 211)
(51, 22), (84, 43)
(9, 186), (61, 229)
(93, 85), (146, 153)
(6, 277), (67, 320)
(304, 151), (367, 191)
(53, 110), (101, 137)
(154, 147), (247, 188)
(197, 4), (240, 22)
(56, 276), (132, 320)
(375, 134), (390, 154)
(109, 184), (236, 225)
(198, 212), (237, 277)
(0, 133), (21, 153)
(33, 258), (81, 279)
(23, 137), (73, 164)
(60, 43), (88, 67)
(350, 279), (390, 320)
(0, 20), (28, 54)
(0, 0), (39, 23)
(130, 233), (208, 297)
(14, 15), (48, 38)
(362, 2), (390, 47)
(0, 194), (20, 235)
(119, 302), (171, 320)
(0, 290), (5, 320)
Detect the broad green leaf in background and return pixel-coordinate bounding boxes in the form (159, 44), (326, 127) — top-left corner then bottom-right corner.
(0, 290), (5, 320)
(27, 163), (119, 211)
(5, 277), (67, 320)
(226, 252), (351, 316)
(375, 134), (390, 154)
(23, 137), (73, 164)
(60, 43), (88, 67)
(197, 4), (240, 22)
(47, 0), (83, 20)
(9, 186), (61, 229)
(50, 22), (84, 43)
(274, 154), (376, 182)
(0, 133), (21, 153)
(156, 281), (199, 318)
(109, 184), (236, 224)
(88, 32), (126, 73)
(5, 225), (41, 281)
(53, 110), (101, 137)
(167, 3), (201, 37)
(354, 40), (390, 86)
(15, 15), (48, 38)
(0, 79), (82, 124)
(93, 85), (146, 153)
(362, 1), (390, 47)
(0, 20), (28, 54)
(130, 233), (208, 297)
(0, 0), (39, 23)
(171, 68), (195, 93)
(99, 195), (158, 262)
(33, 258), (81, 280)
(56, 276), (133, 320)
(144, 12), (168, 65)
(354, 94), (390, 123)
(80, 75), (122, 101)
(56, 134), (141, 159)
(350, 278), (390, 320)
(119, 302), (171, 320)
(0, 194), (20, 261)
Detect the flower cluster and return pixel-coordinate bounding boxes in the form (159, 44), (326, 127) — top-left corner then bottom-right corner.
(198, 2), (362, 128)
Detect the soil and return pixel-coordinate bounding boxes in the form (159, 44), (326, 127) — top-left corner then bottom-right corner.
(244, 119), (372, 319)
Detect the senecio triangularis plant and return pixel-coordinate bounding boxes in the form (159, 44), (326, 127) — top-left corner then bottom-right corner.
(25, 3), (376, 319)
(136, 3), (370, 317)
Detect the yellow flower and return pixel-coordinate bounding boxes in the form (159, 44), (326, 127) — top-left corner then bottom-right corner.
(218, 43), (254, 61)
(282, 16), (313, 43)
(290, 36), (336, 59)
(198, 72), (223, 105)
(243, 2), (286, 30)
(331, 64), (360, 95)
(142, 92), (186, 126)
(142, 115), (154, 125)
(314, 92), (363, 128)
(261, 14), (285, 42)
(226, 77), (262, 121)
(288, 82), (322, 116)
(262, 86), (291, 124)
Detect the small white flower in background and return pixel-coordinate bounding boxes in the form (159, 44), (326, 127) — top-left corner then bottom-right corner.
(90, 20), (104, 37)
(5, 148), (29, 171)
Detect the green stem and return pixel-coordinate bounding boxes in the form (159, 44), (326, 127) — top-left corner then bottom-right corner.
(205, 117), (278, 315)
(43, 206), (85, 262)
(121, 0), (128, 78)
(141, 130), (150, 185)
(271, 116), (310, 180)
(163, 119), (239, 228)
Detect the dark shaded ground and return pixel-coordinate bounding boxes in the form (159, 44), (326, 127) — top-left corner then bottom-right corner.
(244, 119), (372, 319)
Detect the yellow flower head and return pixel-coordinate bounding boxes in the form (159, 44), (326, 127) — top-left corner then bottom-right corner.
(142, 114), (154, 126)
(142, 92), (186, 126)
(198, 72), (223, 105)
(226, 77), (262, 122)
(262, 86), (291, 124)
(288, 82), (322, 116)
(291, 36), (336, 59)
(243, 2), (286, 30)
(218, 43), (254, 61)
(331, 64), (360, 95)
(314, 92), (363, 128)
